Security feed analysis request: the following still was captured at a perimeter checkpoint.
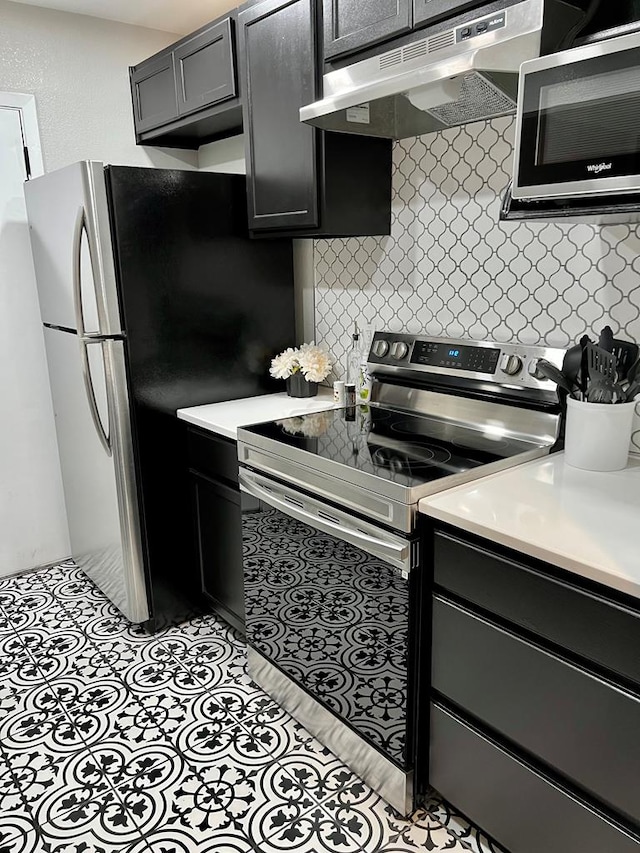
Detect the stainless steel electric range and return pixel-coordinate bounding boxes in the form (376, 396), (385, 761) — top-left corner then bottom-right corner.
(237, 332), (565, 815)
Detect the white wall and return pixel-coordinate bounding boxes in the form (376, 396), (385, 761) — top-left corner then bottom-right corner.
(0, 1), (198, 575)
(0, 0), (197, 171)
(198, 134), (246, 174)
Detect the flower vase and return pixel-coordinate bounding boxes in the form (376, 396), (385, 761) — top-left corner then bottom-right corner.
(286, 373), (318, 398)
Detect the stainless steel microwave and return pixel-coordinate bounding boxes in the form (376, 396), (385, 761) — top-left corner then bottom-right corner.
(512, 31), (640, 200)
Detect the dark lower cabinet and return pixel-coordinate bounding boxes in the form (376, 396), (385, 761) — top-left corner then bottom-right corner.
(430, 704), (640, 853)
(323, 0), (412, 60)
(187, 427), (245, 635)
(238, 0), (392, 237)
(428, 525), (640, 852)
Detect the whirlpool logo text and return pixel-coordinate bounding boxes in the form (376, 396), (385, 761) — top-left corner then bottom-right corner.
(586, 162), (613, 174)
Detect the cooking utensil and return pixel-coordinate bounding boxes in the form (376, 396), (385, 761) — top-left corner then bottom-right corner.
(624, 380), (640, 403)
(586, 343), (617, 383)
(624, 354), (640, 385)
(611, 339), (639, 381)
(598, 325), (615, 354)
(562, 343), (583, 394)
(586, 380), (614, 404)
(579, 334), (591, 398)
(536, 360), (579, 398)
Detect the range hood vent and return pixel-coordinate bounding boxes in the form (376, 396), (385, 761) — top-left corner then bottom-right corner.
(300, 0), (583, 140)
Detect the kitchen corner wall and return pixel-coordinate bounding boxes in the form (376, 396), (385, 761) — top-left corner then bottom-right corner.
(0, 0), (197, 172)
(314, 115), (640, 378)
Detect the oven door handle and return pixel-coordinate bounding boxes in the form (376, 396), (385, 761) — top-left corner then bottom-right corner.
(239, 470), (413, 575)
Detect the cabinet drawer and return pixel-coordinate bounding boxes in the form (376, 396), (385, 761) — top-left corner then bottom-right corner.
(187, 428), (238, 484)
(433, 530), (640, 688)
(432, 596), (640, 825)
(430, 703), (640, 853)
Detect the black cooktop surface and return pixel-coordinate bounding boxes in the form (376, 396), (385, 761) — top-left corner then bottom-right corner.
(242, 405), (545, 490)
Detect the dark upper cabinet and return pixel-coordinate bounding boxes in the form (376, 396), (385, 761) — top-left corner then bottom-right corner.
(323, 0), (412, 60)
(174, 19), (237, 117)
(130, 15), (242, 149)
(239, 0), (392, 237)
(131, 53), (178, 134)
(240, 0), (319, 230)
(413, 0), (487, 29)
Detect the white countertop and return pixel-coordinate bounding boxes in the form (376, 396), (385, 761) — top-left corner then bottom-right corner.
(177, 387), (337, 440)
(419, 453), (640, 601)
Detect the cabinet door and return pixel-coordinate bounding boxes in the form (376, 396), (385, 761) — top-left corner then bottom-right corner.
(174, 18), (237, 117)
(413, 0), (483, 29)
(130, 53), (178, 134)
(239, 0), (319, 231)
(323, 0), (412, 59)
(192, 473), (245, 634)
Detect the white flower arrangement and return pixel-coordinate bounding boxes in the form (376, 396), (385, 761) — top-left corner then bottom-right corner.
(269, 342), (332, 383)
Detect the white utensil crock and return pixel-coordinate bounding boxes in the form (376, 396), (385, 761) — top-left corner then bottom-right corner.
(565, 398), (636, 472)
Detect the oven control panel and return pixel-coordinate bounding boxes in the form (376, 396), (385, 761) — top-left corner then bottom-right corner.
(410, 341), (501, 374)
(368, 332), (566, 391)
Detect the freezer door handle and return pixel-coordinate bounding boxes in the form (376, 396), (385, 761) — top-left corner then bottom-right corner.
(80, 337), (111, 457)
(72, 205), (88, 337)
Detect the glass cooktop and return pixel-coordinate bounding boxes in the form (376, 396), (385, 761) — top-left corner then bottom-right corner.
(242, 405), (547, 492)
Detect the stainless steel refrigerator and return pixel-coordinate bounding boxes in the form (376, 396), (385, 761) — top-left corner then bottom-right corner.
(25, 162), (295, 626)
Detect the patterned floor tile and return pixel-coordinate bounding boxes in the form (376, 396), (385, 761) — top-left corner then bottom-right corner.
(269, 734), (358, 803)
(423, 791), (506, 853)
(37, 787), (147, 850)
(257, 802), (364, 853)
(0, 560), (496, 853)
(320, 783), (472, 852)
(156, 634), (248, 692)
(0, 709), (100, 817)
(113, 750), (256, 838)
(0, 815), (41, 853)
(127, 826), (256, 853)
(81, 741), (179, 790)
(0, 652), (48, 692)
(121, 658), (214, 698)
(65, 685), (166, 750)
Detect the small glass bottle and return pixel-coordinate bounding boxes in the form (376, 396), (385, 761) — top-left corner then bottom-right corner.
(347, 325), (361, 387)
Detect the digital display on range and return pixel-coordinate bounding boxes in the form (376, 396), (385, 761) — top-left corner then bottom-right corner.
(411, 342), (501, 374)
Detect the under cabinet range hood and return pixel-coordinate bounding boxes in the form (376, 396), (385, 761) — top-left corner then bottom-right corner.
(300, 0), (587, 139)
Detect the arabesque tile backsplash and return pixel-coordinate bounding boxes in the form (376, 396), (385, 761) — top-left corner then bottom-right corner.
(314, 115), (640, 379)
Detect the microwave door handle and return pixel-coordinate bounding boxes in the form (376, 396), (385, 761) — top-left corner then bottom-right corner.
(239, 474), (411, 573)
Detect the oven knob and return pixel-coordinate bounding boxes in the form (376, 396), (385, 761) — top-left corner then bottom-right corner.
(372, 339), (390, 358)
(527, 358), (546, 380)
(500, 353), (523, 376)
(391, 341), (409, 360)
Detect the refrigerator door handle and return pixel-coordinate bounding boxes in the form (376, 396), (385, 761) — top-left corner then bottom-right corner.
(80, 337), (112, 457)
(72, 205), (88, 337)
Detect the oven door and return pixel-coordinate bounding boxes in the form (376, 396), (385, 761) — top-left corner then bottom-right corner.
(239, 467), (418, 769)
(512, 32), (640, 200)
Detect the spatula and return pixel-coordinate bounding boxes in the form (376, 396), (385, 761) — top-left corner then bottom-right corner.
(586, 343), (617, 382)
